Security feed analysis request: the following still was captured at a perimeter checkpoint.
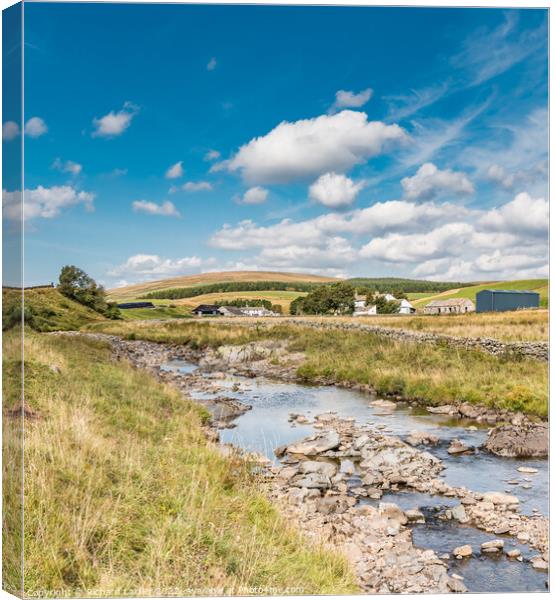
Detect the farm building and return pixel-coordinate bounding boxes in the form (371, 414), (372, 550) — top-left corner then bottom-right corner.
(217, 306), (246, 317)
(398, 299), (416, 315)
(476, 290), (540, 313)
(117, 301), (155, 309)
(191, 304), (221, 316)
(353, 295), (377, 316)
(424, 298), (475, 315)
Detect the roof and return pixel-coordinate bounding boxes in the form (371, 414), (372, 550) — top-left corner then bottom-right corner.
(426, 298), (474, 307)
(219, 306), (245, 315)
(117, 301), (155, 309)
(477, 289), (539, 295)
(192, 304), (220, 312)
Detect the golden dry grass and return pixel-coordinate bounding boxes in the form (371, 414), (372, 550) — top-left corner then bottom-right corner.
(84, 320), (548, 417)
(320, 310), (548, 342)
(108, 271), (337, 301)
(3, 330), (356, 598)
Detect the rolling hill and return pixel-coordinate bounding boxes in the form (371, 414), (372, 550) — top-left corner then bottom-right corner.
(3, 287), (108, 331)
(108, 271), (338, 301)
(410, 279), (548, 308)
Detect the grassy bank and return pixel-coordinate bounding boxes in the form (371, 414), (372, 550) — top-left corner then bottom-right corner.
(317, 310), (548, 342)
(3, 288), (107, 332)
(3, 330), (356, 597)
(84, 320), (548, 418)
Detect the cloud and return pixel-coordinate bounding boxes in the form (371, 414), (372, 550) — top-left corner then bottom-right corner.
(108, 253), (211, 278)
(2, 121), (20, 141)
(52, 158), (83, 176)
(92, 102), (138, 138)
(385, 82), (451, 121)
(213, 110), (409, 184)
(182, 181), (213, 192)
(309, 172), (365, 208)
(401, 162), (474, 200)
(132, 200), (180, 217)
(3, 185), (94, 221)
(451, 12), (547, 88)
(204, 149), (221, 161)
(330, 88), (373, 112)
(165, 161), (184, 179)
(207, 57), (217, 71)
(480, 192), (548, 237)
(24, 117), (47, 138)
(208, 189), (546, 281)
(485, 164), (514, 189)
(235, 186), (269, 205)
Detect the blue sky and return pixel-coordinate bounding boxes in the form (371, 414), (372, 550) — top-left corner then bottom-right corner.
(2, 3), (548, 286)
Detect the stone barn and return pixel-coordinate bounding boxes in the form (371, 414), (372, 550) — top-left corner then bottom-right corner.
(424, 298), (475, 315)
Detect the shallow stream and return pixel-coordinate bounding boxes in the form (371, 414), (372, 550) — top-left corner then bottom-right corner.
(161, 359), (548, 593)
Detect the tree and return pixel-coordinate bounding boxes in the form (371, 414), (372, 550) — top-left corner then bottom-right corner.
(367, 292), (400, 314)
(293, 282), (355, 315)
(58, 265), (120, 319)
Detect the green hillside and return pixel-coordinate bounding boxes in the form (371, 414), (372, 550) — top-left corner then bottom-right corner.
(3, 287), (107, 332)
(412, 279), (548, 308)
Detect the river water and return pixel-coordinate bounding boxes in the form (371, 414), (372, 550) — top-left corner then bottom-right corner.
(161, 359), (549, 593)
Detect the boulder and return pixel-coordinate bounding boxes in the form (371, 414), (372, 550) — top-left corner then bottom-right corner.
(378, 502), (408, 525)
(451, 504), (468, 523)
(287, 430), (341, 455)
(292, 472), (331, 489)
(484, 423), (548, 458)
(517, 466), (539, 474)
(405, 430), (440, 446)
(482, 491), (519, 506)
(530, 556), (548, 571)
(506, 549), (521, 559)
(405, 508), (425, 523)
(447, 439), (472, 454)
(453, 545), (473, 558)
(481, 539), (504, 552)
(427, 405), (457, 415)
(298, 460), (337, 478)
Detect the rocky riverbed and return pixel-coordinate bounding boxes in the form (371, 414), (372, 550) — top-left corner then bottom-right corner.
(55, 333), (549, 593)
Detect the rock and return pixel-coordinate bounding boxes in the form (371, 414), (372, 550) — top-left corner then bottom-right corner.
(482, 491), (519, 506)
(370, 399), (397, 410)
(298, 460), (337, 478)
(427, 405), (457, 415)
(292, 472), (331, 489)
(274, 444), (287, 458)
(405, 508), (425, 523)
(517, 531), (530, 542)
(405, 430), (440, 446)
(453, 545), (473, 558)
(447, 577), (467, 593)
(451, 504), (468, 523)
(447, 439), (472, 454)
(530, 556), (548, 571)
(378, 502), (408, 525)
(517, 466), (539, 474)
(494, 525), (510, 535)
(287, 430), (341, 455)
(481, 539), (504, 552)
(484, 424), (547, 458)
(506, 549), (521, 559)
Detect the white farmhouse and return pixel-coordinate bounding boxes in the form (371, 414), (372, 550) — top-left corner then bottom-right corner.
(398, 298), (416, 315)
(353, 295), (377, 316)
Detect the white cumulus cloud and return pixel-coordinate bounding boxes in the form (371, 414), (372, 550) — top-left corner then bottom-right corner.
(109, 254), (211, 278)
(182, 181), (213, 192)
(3, 185), (94, 221)
(214, 110), (409, 184)
(165, 161), (184, 179)
(480, 192), (548, 237)
(132, 200), (180, 217)
(53, 158), (82, 176)
(24, 117), (48, 138)
(235, 186), (269, 205)
(92, 102), (138, 138)
(401, 162), (474, 200)
(204, 149), (221, 161)
(330, 88), (373, 111)
(309, 172), (365, 208)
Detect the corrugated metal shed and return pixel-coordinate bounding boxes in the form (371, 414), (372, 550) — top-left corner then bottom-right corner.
(475, 290), (540, 313)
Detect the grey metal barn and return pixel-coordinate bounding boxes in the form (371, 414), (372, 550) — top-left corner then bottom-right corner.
(475, 290), (540, 313)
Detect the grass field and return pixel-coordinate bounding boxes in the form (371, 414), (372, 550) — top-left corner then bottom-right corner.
(3, 287), (106, 332)
(411, 279), (548, 308)
(84, 320), (548, 417)
(325, 310), (548, 342)
(119, 305), (192, 320)
(2, 330), (356, 597)
(108, 271), (336, 302)
(171, 290), (307, 312)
